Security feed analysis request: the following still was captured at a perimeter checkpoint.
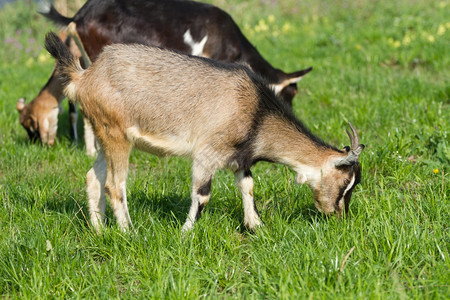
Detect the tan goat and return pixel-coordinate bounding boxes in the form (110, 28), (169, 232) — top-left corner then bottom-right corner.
(44, 32), (365, 232)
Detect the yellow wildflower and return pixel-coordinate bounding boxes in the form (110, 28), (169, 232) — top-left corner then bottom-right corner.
(267, 14), (275, 24)
(427, 35), (435, 43)
(446, 22), (450, 29)
(255, 19), (269, 32)
(437, 24), (446, 36)
(282, 22), (292, 33)
(355, 44), (362, 50)
(402, 35), (411, 45)
(393, 40), (401, 48)
(433, 169), (439, 174)
(38, 53), (50, 63)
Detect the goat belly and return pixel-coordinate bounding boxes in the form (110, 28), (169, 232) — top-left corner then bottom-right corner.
(125, 126), (194, 157)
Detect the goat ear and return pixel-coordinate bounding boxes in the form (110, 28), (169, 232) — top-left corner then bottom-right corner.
(287, 67), (313, 81)
(271, 67), (313, 94)
(335, 144), (365, 167)
(17, 97), (26, 112)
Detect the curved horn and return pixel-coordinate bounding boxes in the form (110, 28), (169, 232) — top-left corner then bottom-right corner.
(346, 121), (359, 149)
(335, 122), (364, 167)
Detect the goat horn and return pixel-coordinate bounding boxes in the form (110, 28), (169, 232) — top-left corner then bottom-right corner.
(335, 145), (365, 167)
(346, 121), (359, 149)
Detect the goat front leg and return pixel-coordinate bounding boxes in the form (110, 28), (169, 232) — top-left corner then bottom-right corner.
(86, 148), (107, 232)
(182, 160), (215, 232)
(103, 144), (133, 231)
(235, 169), (262, 230)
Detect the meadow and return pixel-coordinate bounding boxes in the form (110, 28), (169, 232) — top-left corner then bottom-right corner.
(0, 0), (448, 298)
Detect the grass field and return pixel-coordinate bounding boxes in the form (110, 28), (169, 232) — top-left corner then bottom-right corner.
(0, 0), (449, 298)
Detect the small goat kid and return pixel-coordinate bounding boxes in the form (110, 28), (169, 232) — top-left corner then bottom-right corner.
(45, 32), (364, 232)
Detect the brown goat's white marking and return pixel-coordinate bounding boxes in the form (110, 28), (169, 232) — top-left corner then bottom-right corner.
(293, 163), (322, 187)
(339, 174), (356, 209)
(183, 29), (208, 56)
(126, 126), (196, 156)
(270, 75), (305, 96)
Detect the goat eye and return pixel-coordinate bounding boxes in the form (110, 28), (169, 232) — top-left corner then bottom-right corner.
(344, 179), (350, 185)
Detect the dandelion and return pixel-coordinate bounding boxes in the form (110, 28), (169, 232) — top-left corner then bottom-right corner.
(38, 53), (50, 63)
(433, 169), (439, 174)
(282, 22), (292, 33)
(355, 44), (362, 50)
(255, 19), (269, 32)
(437, 24), (446, 36)
(402, 35), (411, 45)
(427, 35), (435, 43)
(267, 14), (275, 24)
(393, 40), (401, 48)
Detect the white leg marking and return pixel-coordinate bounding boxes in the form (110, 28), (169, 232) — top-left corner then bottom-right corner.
(109, 181), (133, 231)
(183, 29), (208, 57)
(182, 161), (213, 233)
(182, 192), (210, 233)
(235, 171), (261, 229)
(86, 150), (107, 232)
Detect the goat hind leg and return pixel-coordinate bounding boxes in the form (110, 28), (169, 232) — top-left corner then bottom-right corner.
(83, 117), (97, 157)
(103, 145), (133, 231)
(86, 149), (107, 232)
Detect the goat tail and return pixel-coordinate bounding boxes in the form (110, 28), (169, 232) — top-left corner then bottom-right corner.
(38, 1), (74, 27)
(44, 31), (84, 102)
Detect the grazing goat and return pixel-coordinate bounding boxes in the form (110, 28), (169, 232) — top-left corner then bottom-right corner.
(18, 0), (312, 152)
(16, 30), (82, 146)
(45, 31), (364, 232)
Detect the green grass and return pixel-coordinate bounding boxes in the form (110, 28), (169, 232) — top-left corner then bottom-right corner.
(0, 0), (449, 298)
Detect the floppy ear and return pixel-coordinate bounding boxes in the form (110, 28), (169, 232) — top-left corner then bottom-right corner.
(17, 97), (26, 112)
(271, 67), (313, 94)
